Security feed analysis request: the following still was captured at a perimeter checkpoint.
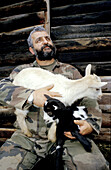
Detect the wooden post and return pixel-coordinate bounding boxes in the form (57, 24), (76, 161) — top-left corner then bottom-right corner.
(44, 0), (50, 35)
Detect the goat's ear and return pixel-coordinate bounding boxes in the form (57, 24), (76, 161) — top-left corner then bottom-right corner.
(44, 94), (52, 100)
(85, 64), (91, 76)
(100, 82), (107, 87)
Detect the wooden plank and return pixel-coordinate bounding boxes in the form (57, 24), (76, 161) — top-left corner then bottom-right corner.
(0, 66), (16, 78)
(0, 24), (44, 39)
(0, 51), (34, 67)
(51, 23), (111, 40)
(0, 11), (45, 33)
(100, 93), (111, 105)
(54, 37), (111, 52)
(58, 50), (111, 62)
(0, 107), (15, 127)
(58, 61), (111, 76)
(102, 113), (111, 127)
(51, 0), (107, 8)
(51, 10), (111, 26)
(0, 128), (16, 141)
(94, 128), (110, 142)
(44, 0), (50, 35)
(51, 1), (111, 17)
(0, 0), (29, 7)
(0, 0), (46, 18)
(100, 105), (111, 113)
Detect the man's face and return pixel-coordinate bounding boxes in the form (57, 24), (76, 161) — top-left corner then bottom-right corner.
(31, 31), (56, 60)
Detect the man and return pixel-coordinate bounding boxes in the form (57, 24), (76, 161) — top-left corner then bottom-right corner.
(0, 26), (109, 170)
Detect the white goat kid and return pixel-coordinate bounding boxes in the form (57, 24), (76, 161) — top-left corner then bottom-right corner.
(13, 64), (107, 137)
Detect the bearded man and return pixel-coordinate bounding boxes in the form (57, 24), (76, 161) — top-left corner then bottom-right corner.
(0, 26), (109, 170)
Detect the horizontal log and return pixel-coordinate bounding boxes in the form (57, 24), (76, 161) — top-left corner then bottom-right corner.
(100, 105), (111, 113)
(99, 93), (111, 109)
(1, 23), (110, 41)
(58, 50), (111, 62)
(51, 10), (111, 27)
(0, 25), (39, 38)
(0, 106), (15, 127)
(0, 51), (34, 67)
(0, 66), (16, 78)
(101, 76), (111, 92)
(0, 11), (45, 33)
(0, 128), (16, 141)
(54, 37), (111, 52)
(0, 0), (46, 18)
(102, 113), (111, 127)
(0, 0), (29, 7)
(51, 0), (108, 8)
(51, 23), (111, 40)
(65, 61), (111, 76)
(94, 128), (110, 142)
(51, 1), (111, 17)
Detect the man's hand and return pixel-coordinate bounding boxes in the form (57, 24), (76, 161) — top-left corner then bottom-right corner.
(64, 120), (93, 139)
(33, 84), (61, 107)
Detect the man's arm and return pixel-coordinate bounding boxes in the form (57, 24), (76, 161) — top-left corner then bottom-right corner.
(63, 65), (102, 137)
(0, 76), (34, 110)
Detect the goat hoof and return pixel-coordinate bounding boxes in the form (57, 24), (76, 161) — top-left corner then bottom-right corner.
(23, 131), (32, 137)
(26, 131), (32, 137)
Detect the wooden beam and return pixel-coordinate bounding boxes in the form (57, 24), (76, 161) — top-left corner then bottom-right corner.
(99, 93), (111, 111)
(0, 0), (46, 18)
(51, 1), (111, 17)
(51, 23), (111, 40)
(44, 0), (50, 35)
(94, 128), (110, 142)
(65, 61), (111, 76)
(51, 10), (111, 27)
(0, 0), (28, 7)
(51, 0), (107, 8)
(102, 113), (111, 127)
(0, 12), (45, 33)
(58, 50), (111, 62)
(54, 37), (111, 52)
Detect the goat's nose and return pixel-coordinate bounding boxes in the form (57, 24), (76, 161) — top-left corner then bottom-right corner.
(98, 95), (102, 100)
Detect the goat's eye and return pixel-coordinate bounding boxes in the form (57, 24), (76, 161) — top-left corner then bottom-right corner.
(53, 105), (58, 110)
(80, 115), (85, 118)
(96, 88), (100, 91)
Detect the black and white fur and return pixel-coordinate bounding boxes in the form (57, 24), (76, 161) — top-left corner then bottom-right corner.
(44, 95), (92, 170)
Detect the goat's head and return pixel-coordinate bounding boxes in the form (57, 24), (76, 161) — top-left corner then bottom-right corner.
(44, 95), (66, 119)
(84, 64), (107, 100)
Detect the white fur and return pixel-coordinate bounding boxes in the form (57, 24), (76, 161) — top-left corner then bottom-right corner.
(13, 64), (107, 138)
(73, 106), (88, 120)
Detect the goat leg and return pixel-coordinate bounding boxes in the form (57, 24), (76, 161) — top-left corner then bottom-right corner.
(71, 130), (92, 152)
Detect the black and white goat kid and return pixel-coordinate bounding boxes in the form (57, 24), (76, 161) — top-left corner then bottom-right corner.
(44, 95), (92, 170)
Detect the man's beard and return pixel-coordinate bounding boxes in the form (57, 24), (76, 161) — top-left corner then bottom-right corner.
(34, 44), (56, 61)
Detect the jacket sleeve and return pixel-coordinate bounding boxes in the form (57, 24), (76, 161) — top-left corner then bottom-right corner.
(80, 98), (102, 135)
(0, 65), (34, 110)
(70, 66), (102, 135)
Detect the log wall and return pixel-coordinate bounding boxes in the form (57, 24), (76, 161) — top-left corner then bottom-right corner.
(0, 0), (49, 80)
(50, 0), (111, 145)
(50, 0), (111, 76)
(0, 0), (111, 162)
